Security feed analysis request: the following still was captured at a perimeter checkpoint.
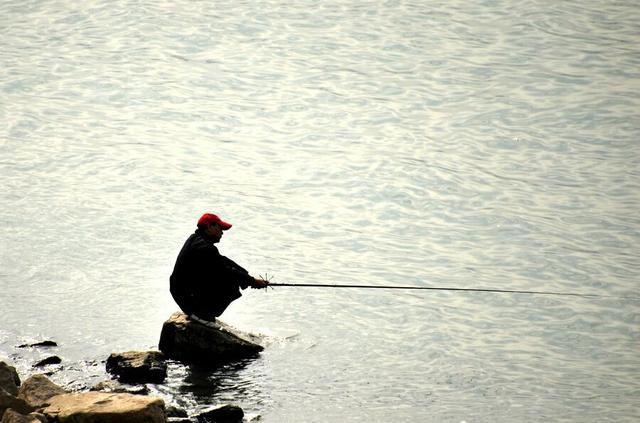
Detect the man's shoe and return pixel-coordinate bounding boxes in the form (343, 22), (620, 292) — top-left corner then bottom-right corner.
(189, 314), (218, 329)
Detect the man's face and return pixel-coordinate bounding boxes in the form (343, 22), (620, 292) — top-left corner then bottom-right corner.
(206, 223), (223, 243)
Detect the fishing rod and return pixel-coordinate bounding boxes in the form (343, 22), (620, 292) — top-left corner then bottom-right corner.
(267, 282), (638, 300)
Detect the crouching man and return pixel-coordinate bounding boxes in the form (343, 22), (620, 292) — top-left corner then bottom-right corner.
(170, 213), (268, 327)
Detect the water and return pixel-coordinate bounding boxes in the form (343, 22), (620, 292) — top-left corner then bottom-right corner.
(1, 0), (639, 421)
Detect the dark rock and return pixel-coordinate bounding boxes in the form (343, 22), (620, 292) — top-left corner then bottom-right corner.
(106, 351), (167, 384)
(168, 419), (193, 423)
(0, 409), (46, 423)
(42, 392), (166, 423)
(159, 312), (263, 366)
(32, 356), (62, 368)
(90, 380), (150, 395)
(16, 341), (57, 349)
(195, 405), (243, 423)
(0, 362), (21, 396)
(16, 375), (67, 409)
(166, 405), (189, 418)
(0, 388), (34, 420)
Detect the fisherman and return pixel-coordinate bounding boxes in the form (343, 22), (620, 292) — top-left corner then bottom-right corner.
(170, 213), (268, 327)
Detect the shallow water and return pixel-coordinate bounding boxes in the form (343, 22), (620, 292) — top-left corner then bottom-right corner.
(1, 1), (639, 422)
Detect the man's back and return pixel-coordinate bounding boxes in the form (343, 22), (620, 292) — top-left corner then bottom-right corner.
(170, 228), (252, 320)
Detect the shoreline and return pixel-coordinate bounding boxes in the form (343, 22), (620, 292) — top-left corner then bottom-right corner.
(1, 313), (266, 422)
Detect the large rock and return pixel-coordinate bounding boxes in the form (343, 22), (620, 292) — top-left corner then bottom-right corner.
(17, 375), (67, 409)
(0, 363), (21, 396)
(42, 392), (165, 423)
(158, 312), (263, 366)
(106, 351), (167, 384)
(0, 388), (34, 420)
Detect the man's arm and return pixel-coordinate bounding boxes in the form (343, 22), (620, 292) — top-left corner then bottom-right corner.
(218, 255), (269, 289)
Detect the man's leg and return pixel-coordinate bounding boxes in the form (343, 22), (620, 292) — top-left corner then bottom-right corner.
(188, 297), (231, 328)
(188, 291), (238, 327)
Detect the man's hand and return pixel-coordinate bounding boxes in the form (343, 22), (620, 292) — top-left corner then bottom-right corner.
(251, 277), (269, 289)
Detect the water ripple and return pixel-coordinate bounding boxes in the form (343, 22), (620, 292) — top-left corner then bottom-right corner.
(2, 0), (639, 422)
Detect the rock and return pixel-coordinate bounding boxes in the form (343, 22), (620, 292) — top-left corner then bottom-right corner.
(28, 413), (46, 423)
(159, 312), (263, 366)
(0, 388), (34, 420)
(106, 351), (167, 384)
(168, 419), (193, 423)
(195, 405), (243, 423)
(166, 405), (188, 418)
(16, 375), (67, 409)
(0, 409), (46, 423)
(43, 392), (166, 423)
(16, 341), (57, 349)
(33, 356), (62, 368)
(0, 363), (21, 396)
(90, 380), (149, 396)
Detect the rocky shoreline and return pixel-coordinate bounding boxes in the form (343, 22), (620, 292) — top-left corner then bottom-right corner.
(1, 312), (264, 423)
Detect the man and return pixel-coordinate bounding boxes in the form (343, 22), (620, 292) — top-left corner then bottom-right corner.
(170, 213), (268, 327)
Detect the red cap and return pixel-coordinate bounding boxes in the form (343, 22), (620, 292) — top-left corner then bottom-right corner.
(197, 213), (232, 230)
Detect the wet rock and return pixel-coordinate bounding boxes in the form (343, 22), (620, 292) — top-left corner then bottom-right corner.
(0, 362), (21, 396)
(16, 341), (57, 349)
(33, 356), (62, 368)
(0, 409), (46, 423)
(106, 351), (167, 384)
(195, 405), (243, 423)
(43, 392), (166, 423)
(90, 380), (150, 396)
(159, 312), (263, 366)
(0, 388), (34, 420)
(166, 405), (189, 418)
(16, 375), (67, 409)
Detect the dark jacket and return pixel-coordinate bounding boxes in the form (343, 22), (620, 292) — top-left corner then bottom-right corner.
(170, 229), (254, 319)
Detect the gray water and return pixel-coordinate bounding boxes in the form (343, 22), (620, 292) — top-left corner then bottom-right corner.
(1, 0), (639, 421)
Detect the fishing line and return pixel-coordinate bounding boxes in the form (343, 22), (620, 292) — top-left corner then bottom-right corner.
(267, 282), (639, 300)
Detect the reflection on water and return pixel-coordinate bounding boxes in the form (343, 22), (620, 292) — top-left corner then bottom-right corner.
(1, 0), (639, 422)
(167, 360), (264, 414)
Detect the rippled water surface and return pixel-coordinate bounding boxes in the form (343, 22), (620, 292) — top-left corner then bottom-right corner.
(1, 1), (639, 422)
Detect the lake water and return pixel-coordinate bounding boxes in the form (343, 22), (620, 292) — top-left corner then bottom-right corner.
(1, 1), (639, 421)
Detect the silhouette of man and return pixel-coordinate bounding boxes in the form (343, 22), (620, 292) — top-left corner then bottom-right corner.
(170, 213), (268, 327)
